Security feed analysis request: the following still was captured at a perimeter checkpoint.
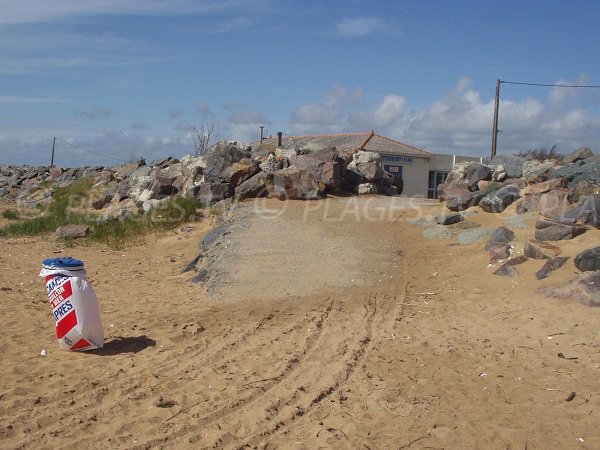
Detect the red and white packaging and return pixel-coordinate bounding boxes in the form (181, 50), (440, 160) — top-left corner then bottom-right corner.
(40, 260), (104, 351)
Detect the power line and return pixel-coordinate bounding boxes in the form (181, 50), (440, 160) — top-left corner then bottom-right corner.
(491, 78), (600, 159)
(54, 137), (129, 163)
(500, 80), (600, 88)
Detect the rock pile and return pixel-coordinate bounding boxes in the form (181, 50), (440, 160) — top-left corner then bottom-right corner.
(0, 141), (403, 218)
(438, 147), (600, 304)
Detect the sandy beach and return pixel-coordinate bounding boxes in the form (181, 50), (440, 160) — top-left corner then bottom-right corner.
(1, 197), (599, 449)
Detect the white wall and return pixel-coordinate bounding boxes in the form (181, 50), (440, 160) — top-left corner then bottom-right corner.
(429, 154), (454, 172)
(379, 152), (484, 197)
(399, 157), (430, 197)
(429, 153), (483, 172)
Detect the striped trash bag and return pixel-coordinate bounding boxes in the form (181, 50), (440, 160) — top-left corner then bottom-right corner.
(40, 257), (104, 351)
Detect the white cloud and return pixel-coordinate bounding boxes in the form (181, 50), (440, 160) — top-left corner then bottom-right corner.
(3, 77), (600, 168)
(290, 85), (363, 134)
(351, 94), (406, 130)
(288, 77), (600, 155)
(548, 74), (590, 104)
(336, 17), (385, 37)
(0, 0), (262, 25)
(222, 103), (270, 142)
(0, 129), (191, 167)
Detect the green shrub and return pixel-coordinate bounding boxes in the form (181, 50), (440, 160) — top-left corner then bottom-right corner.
(53, 177), (95, 199)
(2, 209), (19, 220)
(482, 182), (503, 194)
(155, 196), (198, 224)
(0, 184), (199, 249)
(89, 217), (151, 250)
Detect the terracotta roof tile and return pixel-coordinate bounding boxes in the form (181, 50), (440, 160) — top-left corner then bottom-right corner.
(256, 131), (432, 158)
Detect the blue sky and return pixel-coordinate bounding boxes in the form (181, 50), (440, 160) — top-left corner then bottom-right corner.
(1, 0), (600, 167)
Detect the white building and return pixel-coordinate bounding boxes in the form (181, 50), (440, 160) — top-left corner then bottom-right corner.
(262, 131), (482, 198)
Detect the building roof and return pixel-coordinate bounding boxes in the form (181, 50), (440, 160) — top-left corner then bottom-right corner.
(258, 131), (433, 158)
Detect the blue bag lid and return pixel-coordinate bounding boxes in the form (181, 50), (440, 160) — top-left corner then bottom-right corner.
(42, 257), (85, 270)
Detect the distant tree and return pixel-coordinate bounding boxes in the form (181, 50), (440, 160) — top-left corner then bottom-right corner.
(515, 144), (561, 161)
(193, 120), (218, 156)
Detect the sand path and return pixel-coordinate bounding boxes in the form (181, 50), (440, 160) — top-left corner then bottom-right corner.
(0, 197), (599, 449)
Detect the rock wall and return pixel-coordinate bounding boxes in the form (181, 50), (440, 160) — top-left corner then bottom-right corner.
(0, 140), (403, 218)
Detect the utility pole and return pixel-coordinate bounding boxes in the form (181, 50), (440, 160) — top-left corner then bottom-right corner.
(491, 79), (501, 160)
(50, 136), (56, 167)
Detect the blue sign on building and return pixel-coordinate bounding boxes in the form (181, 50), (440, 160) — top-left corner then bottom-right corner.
(381, 155), (413, 164)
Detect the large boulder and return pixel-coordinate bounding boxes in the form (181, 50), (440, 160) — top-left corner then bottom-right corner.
(438, 182), (470, 202)
(156, 161), (183, 179)
(572, 178), (600, 201)
(548, 161), (600, 188)
(150, 175), (179, 198)
(220, 158), (260, 188)
(234, 172), (268, 200)
(195, 183), (231, 206)
(442, 161), (471, 185)
(347, 151), (384, 182)
(290, 154), (340, 189)
(535, 257), (569, 280)
(522, 178), (567, 196)
(202, 141), (254, 184)
(523, 240), (562, 259)
(465, 163), (492, 191)
(127, 175), (154, 204)
(534, 218), (587, 241)
(537, 189), (574, 219)
(114, 161), (144, 182)
(479, 185), (521, 213)
(484, 226), (515, 250)
(265, 167), (324, 200)
(437, 161), (480, 200)
(446, 191), (485, 211)
(259, 154), (284, 173)
(435, 212), (464, 225)
(562, 195), (600, 227)
(307, 147), (338, 163)
(574, 247), (600, 272)
(516, 193), (542, 214)
(562, 147), (593, 164)
(491, 156), (525, 178)
(179, 154), (206, 195)
(522, 160), (558, 183)
(92, 183), (118, 209)
(94, 169), (114, 184)
(491, 165), (507, 182)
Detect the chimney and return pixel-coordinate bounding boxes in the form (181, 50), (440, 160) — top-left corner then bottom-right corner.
(277, 131), (283, 147)
(360, 129), (375, 150)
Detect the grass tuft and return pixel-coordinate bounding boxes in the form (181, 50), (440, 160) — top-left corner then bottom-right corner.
(0, 179), (200, 249)
(2, 210), (19, 220)
(482, 182), (503, 194)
